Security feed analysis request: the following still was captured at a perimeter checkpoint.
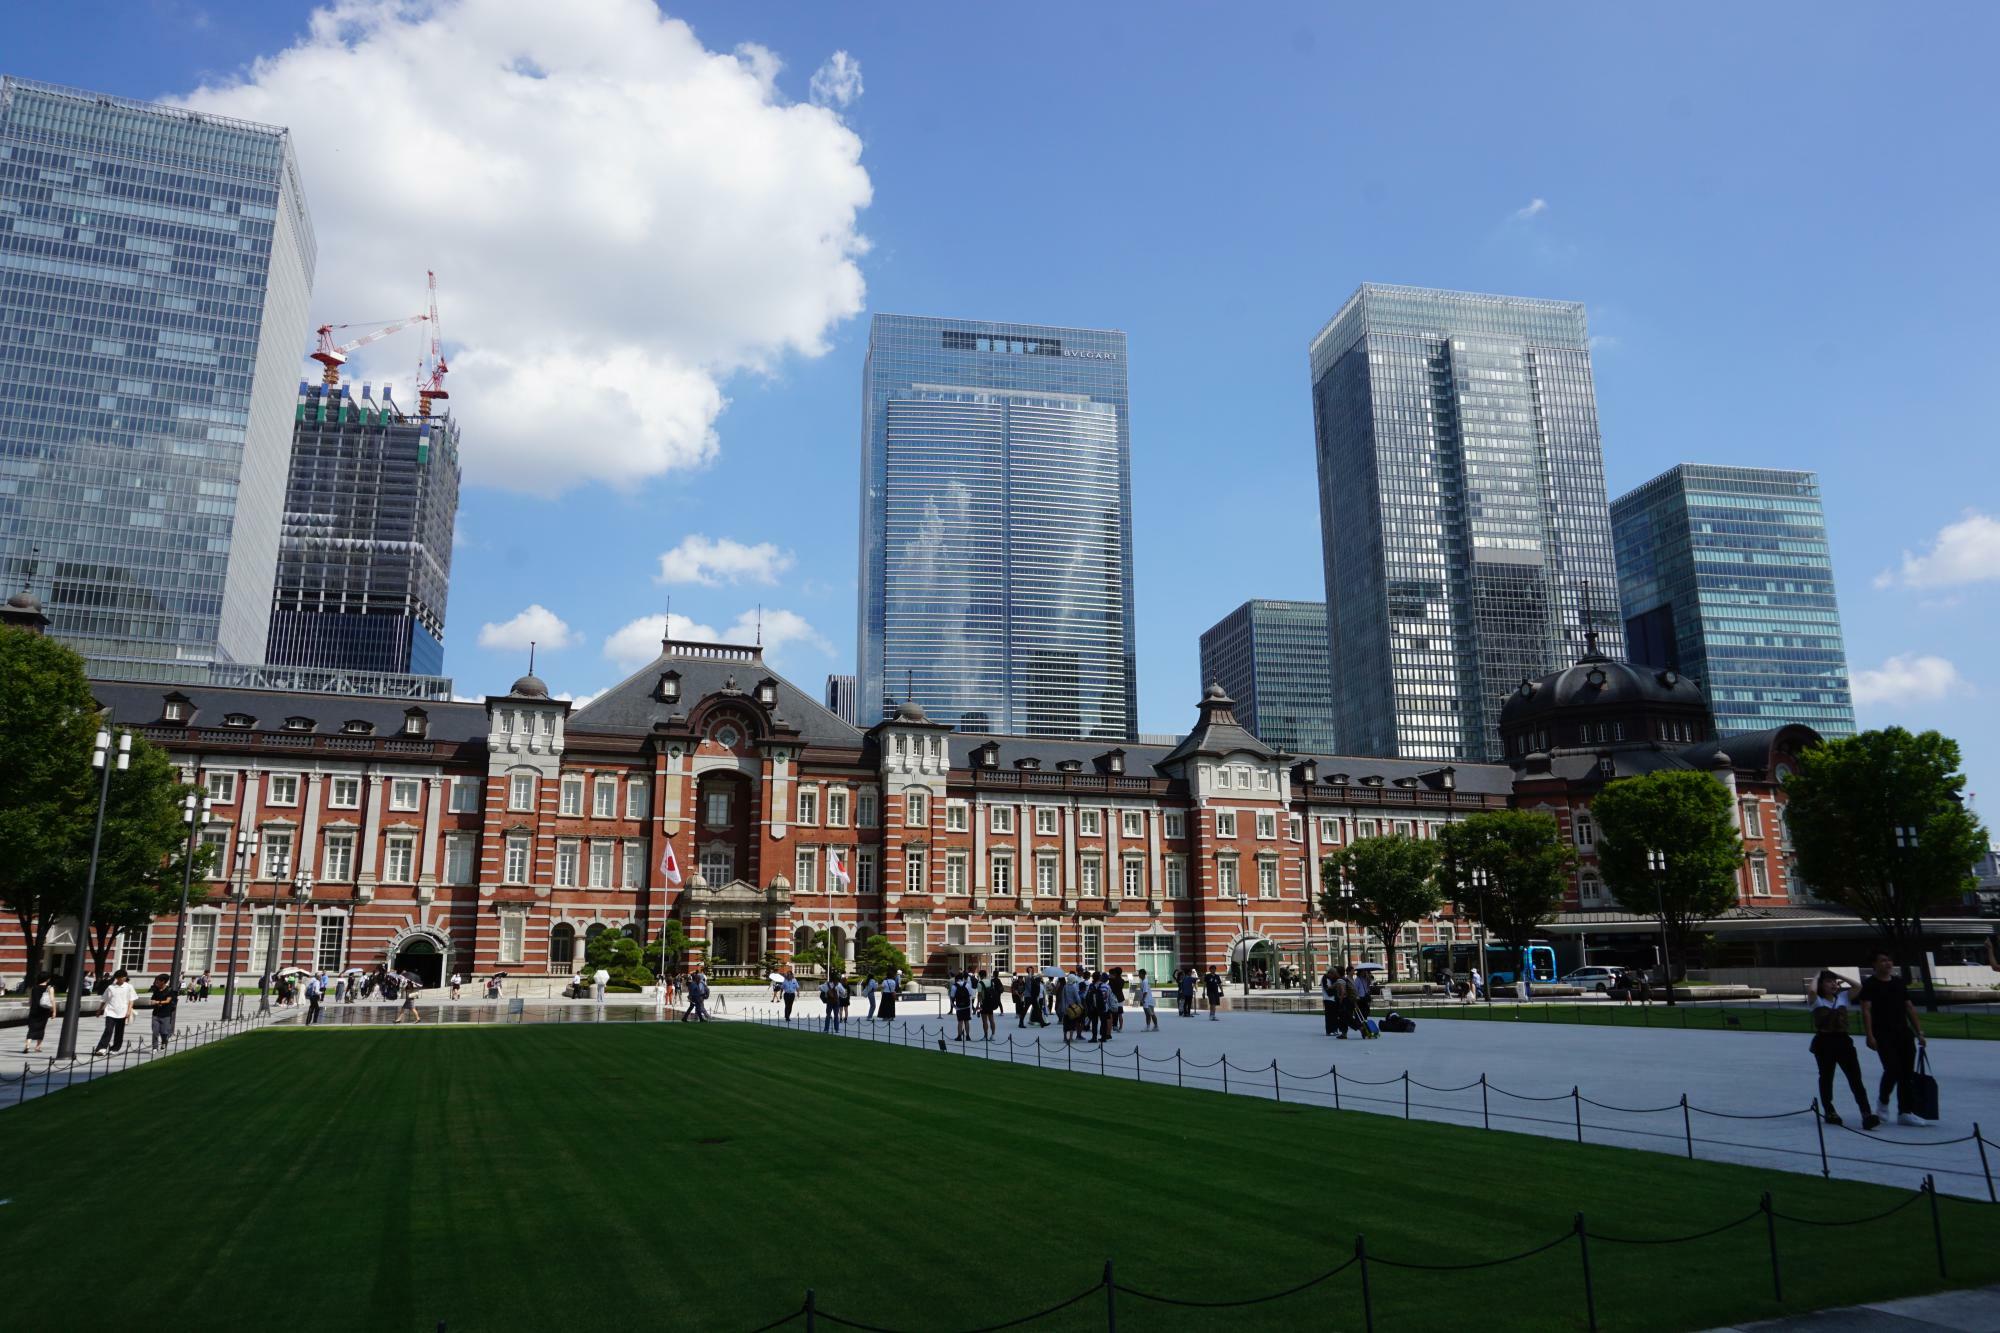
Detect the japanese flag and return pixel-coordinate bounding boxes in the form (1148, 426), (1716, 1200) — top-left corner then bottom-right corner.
(828, 848), (850, 890)
(659, 838), (682, 886)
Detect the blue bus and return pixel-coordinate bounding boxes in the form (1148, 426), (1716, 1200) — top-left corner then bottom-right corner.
(1416, 940), (1556, 986)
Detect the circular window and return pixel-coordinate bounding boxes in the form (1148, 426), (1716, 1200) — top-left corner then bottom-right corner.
(713, 723), (742, 749)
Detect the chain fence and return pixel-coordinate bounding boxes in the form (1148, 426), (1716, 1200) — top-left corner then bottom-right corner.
(1, 1006), (292, 1109)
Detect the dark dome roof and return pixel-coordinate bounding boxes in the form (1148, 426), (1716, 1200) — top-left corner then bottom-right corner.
(895, 699), (929, 723)
(510, 673), (550, 698)
(1500, 651), (1705, 727)
(7, 589), (42, 612)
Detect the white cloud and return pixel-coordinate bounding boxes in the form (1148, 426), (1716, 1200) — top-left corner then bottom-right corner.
(809, 50), (863, 107)
(554, 689), (600, 710)
(602, 607), (830, 669)
(727, 607), (834, 660)
(1850, 654), (1971, 708)
(179, 0), (871, 493)
(657, 534), (793, 586)
(1513, 197), (1549, 221)
(1875, 512), (2000, 589)
(477, 603), (576, 651)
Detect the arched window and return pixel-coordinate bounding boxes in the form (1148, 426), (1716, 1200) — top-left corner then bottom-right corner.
(584, 923), (607, 946)
(549, 923), (575, 968)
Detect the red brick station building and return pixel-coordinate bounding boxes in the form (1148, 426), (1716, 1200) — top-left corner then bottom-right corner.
(8, 622), (1931, 992)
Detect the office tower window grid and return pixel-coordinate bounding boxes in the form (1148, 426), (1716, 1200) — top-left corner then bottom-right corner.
(859, 314), (1136, 738)
(1310, 285), (1624, 761)
(1612, 464), (1855, 738)
(1197, 600), (1336, 754)
(0, 77), (316, 665)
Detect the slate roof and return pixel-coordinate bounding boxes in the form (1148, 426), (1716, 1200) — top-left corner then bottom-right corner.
(949, 734), (1177, 773)
(1292, 752), (1517, 797)
(569, 640), (865, 747)
(88, 679), (490, 741)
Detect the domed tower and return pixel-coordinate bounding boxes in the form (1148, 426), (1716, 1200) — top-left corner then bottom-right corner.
(1499, 630), (1714, 774)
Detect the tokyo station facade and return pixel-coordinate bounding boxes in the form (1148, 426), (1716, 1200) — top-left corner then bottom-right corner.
(17, 631), (1830, 991)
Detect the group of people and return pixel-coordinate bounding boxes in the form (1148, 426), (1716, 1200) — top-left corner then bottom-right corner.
(1808, 951), (1936, 1130)
(1317, 965), (1379, 1038)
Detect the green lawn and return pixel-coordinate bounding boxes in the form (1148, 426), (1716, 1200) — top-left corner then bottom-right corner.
(1401, 999), (2000, 1040)
(2, 1023), (1994, 1332)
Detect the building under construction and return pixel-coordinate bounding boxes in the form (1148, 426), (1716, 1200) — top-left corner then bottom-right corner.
(264, 381), (461, 676)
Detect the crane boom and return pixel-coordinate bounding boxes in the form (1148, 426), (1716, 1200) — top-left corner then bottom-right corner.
(310, 312), (430, 386)
(418, 270), (449, 418)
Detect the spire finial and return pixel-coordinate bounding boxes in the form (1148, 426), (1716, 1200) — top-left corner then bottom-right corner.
(528, 641), (536, 676)
(756, 603), (762, 647)
(1581, 580), (1600, 657)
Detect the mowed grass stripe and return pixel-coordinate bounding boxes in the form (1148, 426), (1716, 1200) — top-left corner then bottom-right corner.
(0, 1022), (1992, 1332)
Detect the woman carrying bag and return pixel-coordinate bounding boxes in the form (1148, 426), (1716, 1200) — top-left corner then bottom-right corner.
(23, 972), (55, 1053)
(1808, 971), (1880, 1130)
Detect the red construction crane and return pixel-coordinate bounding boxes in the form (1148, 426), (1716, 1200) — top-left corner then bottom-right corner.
(309, 310), (430, 387)
(417, 269), (449, 418)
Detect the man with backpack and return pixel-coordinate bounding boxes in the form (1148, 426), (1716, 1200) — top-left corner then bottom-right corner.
(304, 972), (324, 1026)
(681, 968), (710, 1022)
(949, 971), (974, 1042)
(1321, 968), (1342, 1035)
(820, 974), (848, 1033)
(1177, 967), (1196, 1018)
(978, 968), (1002, 1041)
(1202, 966), (1224, 1020)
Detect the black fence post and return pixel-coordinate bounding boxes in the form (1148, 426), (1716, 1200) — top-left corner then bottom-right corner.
(1355, 1235), (1373, 1333)
(1272, 1061), (1281, 1103)
(1975, 1124), (1995, 1204)
(1573, 1087), (1583, 1143)
(1812, 1100), (1829, 1177)
(1133, 1048), (1140, 1083)
(1682, 1094), (1694, 1160)
(1174, 1048), (1181, 1087)
(1480, 1073), (1490, 1130)
(1099, 1044), (1106, 1077)
(1402, 1071), (1411, 1119)
(1575, 1213), (1598, 1333)
(1038, 1040), (1044, 1070)
(1924, 1175), (1947, 1278)
(1761, 1192), (1782, 1302)
(805, 1288), (817, 1333)
(1103, 1259), (1117, 1333)
(1222, 1055), (1229, 1095)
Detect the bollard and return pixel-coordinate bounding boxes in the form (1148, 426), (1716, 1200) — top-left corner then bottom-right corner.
(1977, 1124), (1995, 1204)
(1037, 1040), (1043, 1069)
(1100, 1044), (1105, 1077)
(1573, 1086), (1583, 1143)
(1480, 1072), (1490, 1130)
(1103, 1258), (1117, 1333)
(1575, 1214), (1598, 1333)
(1175, 1048), (1182, 1087)
(1332, 1063), (1341, 1110)
(1403, 1071), (1410, 1120)
(1812, 1100), (1829, 1177)
(1222, 1055), (1229, 1094)
(1761, 1192), (1782, 1301)
(1925, 1176), (1947, 1278)
(1355, 1235), (1373, 1333)
(1682, 1094), (1694, 1160)
(1272, 1060), (1280, 1103)
(1134, 1048), (1141, 1084)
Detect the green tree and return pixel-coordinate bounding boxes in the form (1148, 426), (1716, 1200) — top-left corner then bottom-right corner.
(1436, 810), (1576, 984)
(580, 929), (654, 989)
(1782, 727), (1987, 1006)
(855, 931), (909, 982)
(643, 918), (697, 976)
(83, 737), (213, 986)
(1593, 770), (1744, 1002)
(0, 628), (99, 986)
(790, 927), (840, 977)
(1320, 834), (1441, 979)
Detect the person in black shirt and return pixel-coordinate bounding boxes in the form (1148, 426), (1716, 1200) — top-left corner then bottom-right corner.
(1858, 950), (1931, 1125)
(148, 973), (178, 1049)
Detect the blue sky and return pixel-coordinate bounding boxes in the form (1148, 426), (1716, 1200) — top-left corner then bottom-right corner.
(13, 1), (1999, 801)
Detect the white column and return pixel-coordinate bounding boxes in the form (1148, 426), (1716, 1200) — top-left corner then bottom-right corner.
(418, 775), (445, 894)
(356, 772), (384, 897)
(300, 773), (324, 885)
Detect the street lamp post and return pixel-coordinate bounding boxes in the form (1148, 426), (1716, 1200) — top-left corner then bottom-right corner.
(56, 727), (129, 1060)
(289, 872), (315, 972)
(220, 826), (254, 1020)
(259, 859), (294, 1016)
(168, 791), (212, 997)
(1238, 882), (1251, 1000)
(1472, 867), (1491, 1003)
(1648, 848), (1676, 1007)
(1892, 824), (1940, 1012)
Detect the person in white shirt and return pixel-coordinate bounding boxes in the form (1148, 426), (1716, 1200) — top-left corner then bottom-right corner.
(1135, 970), (1158, 1031)
(592, 967), (610, 1004)
(449, 972), (463, 1000)
(93, 969), (138, 1054)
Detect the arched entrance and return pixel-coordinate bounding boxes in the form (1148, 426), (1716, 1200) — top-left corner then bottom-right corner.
(387, 927), (450, 988)
(1228, 934), (1276, 990)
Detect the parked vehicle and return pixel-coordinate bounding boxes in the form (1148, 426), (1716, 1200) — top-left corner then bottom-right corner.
(1559, 965), (1626, 992)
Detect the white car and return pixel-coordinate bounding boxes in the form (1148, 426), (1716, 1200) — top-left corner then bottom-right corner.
(1560, 966), (1624, 992)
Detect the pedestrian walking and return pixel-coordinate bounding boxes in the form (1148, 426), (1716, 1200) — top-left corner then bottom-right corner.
(820, 974), (848, 1032)
(781, 969), (800, 1021)
(1352, 968), (1373, 1022)
(1859, 951), (1932, 1125)
(592, 966), (610, 1004)
(1809, 971), (1879, 1130)
(449, 972), (463, 1001)
(1333, 971), (1358, 1039)
(93, 969), (137, 1054)
(950, 971), (974, 1042)
(1024, 971), (1048, 1027)
(878, 971), (899, 1021)
(1469, 966), (1484, 1002)
(1202, 966), (1223, 1020)
(148, 973), (177, 1049)
(1176, 967), (1196, 1019)
(863, 974), (879, 1020)
(1320, 968), (1341, 1035)
(395, 975), (423, 1023)
(1109, 968), (1127, 1033)
(681, 967), (711, 1022)
(978, 968), (1001, 1040)
(23, 972), (55, 1053)
(305, 972), (325, 1026)
(1136, 969), (1159, 1031)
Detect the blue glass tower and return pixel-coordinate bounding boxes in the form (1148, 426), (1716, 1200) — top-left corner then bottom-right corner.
(1310, 284), (1624, 762)
(1197, 600), (1337, 754)
(858, 314), (1136, 737)
(1611, 464), (1856, 738)
(0, 77), (316, 667)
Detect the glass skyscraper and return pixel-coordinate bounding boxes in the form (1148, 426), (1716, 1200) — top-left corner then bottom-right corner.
(1611, 464), (1855, 738)
(1197, 599), (1336, 754)
(1309, 284), (1623, 762)
(858, 314), (1135, 737)
(0, 77), (315, 666)
(265, 382), (460, 677)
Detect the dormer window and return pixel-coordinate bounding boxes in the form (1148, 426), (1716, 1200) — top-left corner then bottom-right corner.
(1392, 777), (1418, 788)
(756, 678), (778, 706)
(1056, 759), (1083, 774)
(975, 743), (1000, 769)
(1013, 757), (1041, 771)
(284, 716), (314, 732)
(223, 713), (255, 729)
(1360, 775), (1385, 787)
(658, 671), (681, 704)
(402, 709), (428, 737)
(1296, 760), (1318, 786)
(1329, 773), (1349, 786)
(340, 719), (373, 735)
(162, 694), (191, 723)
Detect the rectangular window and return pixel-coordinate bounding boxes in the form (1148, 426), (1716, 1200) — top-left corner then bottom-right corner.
(450, 778), (480, 813)
(1165, 856), (1187, 899)
(857, 790), (878, 827)
(1163, 811), (1185, 840)
(120, 926), (149, 971)
(905, 790), (929, 827)
(250, 911), (280, 969)
(315, 917), (346, 971)
(1318, 817), (1341, 845)
(322, 831), (355, 881)
(991, 853), (1014, 895)
(1218, 856), (1239, 899)
(389, 778), (422, 812)
(510, 774), (536, 812)
(499, 914), (524, 966)
(1080, 856), (1102, 897)
(266, 774), (300, 806)
(856, 848), (876, 896)
(1035, 807), (1058, 835)
(260, 829), (293, 880)
(992, 923), (1013, 975)
(1258, 858), (1278, 899)
(1750, 858), (1771, 896)
(908, 922), (928, 973)
(1393, 820), (1413, 839)
(205, 771), (237, 803)
(946, 922), (968, 947)
(797, 847), (821, 894)
(505, 835), (530, 884)
(946, 851), (968, 895)
(1579, 874), (1605, 904)
(1256, 811), (1277, 839)
(626, 778), (649, 821)
(1356, 819), (1377, 839)
(1256, 769), (1273, 791)
(798, 787), (821, 826)
(561, 775), (585, 817)
(1216, 811), (1237, 838)
(1214, 767), (1230, 790)
(1741, 801), (1763, 838)
(328, 776), (360, 809)
(201, 829), (228, 878)
(990, 804), (1016, 834)
(705, 791), (731, 826)
(1082, 924), (1103, 974)
(594, 779), (617, 819)
(905, 847), (926, 894)
(188, 915), (218, 972)
(384, 835), (416, 884)
(445, 834), (476, 886)
(1036, 852), (1058, 895)
(1289, 816), (1303, 842)
(623, 841), (642, 889)
(1121, 810), (1143, 838)
(1136, 932), (1177, 984)
(699, 848), (733, 885)
(1038, 923), (1059, 968)
(1078, 809), (1101, 836)
(1122, 856), (1144, 898)
(826, 788), (848, 827)
(556, 840), (580, 887)
(589, 841), (615, 889)
(945, 800), (968, 832)
(1574, 813), (1595, 847)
